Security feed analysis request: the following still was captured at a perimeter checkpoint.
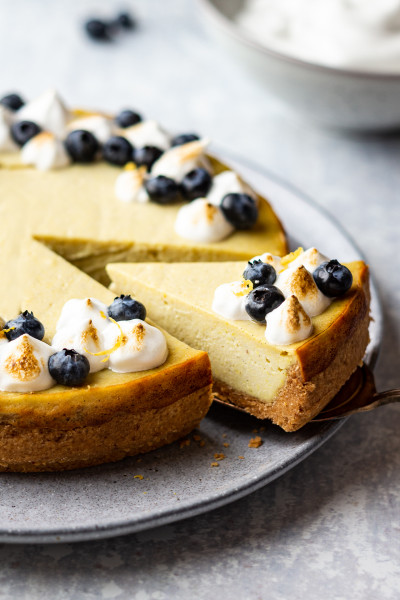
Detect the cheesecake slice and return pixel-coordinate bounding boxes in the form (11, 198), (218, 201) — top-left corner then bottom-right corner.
(107, 258), (370, 431)
(0, 241), (212, 472)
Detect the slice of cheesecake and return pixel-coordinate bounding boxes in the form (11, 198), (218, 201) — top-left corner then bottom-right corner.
(0, 241), (212, 472)
(107, 258), (370, 432)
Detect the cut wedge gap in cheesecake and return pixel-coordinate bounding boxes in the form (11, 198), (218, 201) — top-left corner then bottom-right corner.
(107, 254), (370, 432)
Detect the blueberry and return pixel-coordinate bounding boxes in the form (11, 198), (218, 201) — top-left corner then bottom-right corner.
(171, 133), (199, 147)
(245, 285), (285, 323)
(115, 12), (135, 29)
(10, 121), (41, 147)
(107, 295), (146, 321)
(84, 18), (111, 41)
(48, 349), (90, 387)
(4, 311), (45, 341)
(134, 145), (163, 170)
(145, 176), (180, 204)
(103, 135), (133, 166)
(220, 193), (258, 230)
(0, 93), (25, 111)
(243, 260), (276, 288)
(65, 129), (99, 163)
(116, 109), (142, 128)
(180, 168), (212, 201)
(313, 260), (353, 298)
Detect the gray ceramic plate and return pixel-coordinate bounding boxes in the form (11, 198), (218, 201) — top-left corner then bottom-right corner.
(0, 155), (382, 544)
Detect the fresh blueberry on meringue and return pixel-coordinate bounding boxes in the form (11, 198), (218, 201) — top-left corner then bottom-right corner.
(243, 260), (276, 288)
(180, 168), (212, 201)
(0, 93), (25, 111)
(65, 129), (99, 163)
(133, 145), (163, 170)
(48, 349), (90, 387)
(116, 109), (142, 128)
(103, 135), (133, 166)
(145, 175), (180, 204)
(171, 133), (199, 147)
(220, 193), (258, 230)
(4, 311), (45, 341)
(313, 260), (353, 298)
(245, 285), (285, 323)
(107, 295), (146, 321)
(11, 120), (42, 147)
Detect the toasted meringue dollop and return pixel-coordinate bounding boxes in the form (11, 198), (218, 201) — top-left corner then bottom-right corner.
(0, 334), (55, 392)
(21, 132), (71, 171)
(121, 120), (170, 150)
(276, 265), (331, 316)
(212, 281), (253, 320)
(207, 170), (255, 206)
(174, 198), (234, 243)
(102, 319), (168, 373)
(66, 114), (114, 144)
(151, 139), (211, 182)
(52, 318), (108, 373)
(55, 298), (110, 333)
(289, 247), (330, 274)
(17, 89), (71, 137)
(114, 166), (149, 203)
(265, 296), (313, 345)
(0, 106), (18, 152)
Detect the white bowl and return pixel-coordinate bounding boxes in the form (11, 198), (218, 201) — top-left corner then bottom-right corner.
(198, 0), (400, 131)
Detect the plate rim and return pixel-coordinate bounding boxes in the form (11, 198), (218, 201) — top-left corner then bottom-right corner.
(0, 156), (382, 544)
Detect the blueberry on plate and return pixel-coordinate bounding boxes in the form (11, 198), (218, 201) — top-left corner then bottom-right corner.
(10, 121), (41, 147)
(116, 109), (142, 128)
(220, 193), (258, 230)
(134, 145), (163, 170)
(65, 129), (100, 163)
(171, 133), (199, 147)
(48, 349), (90, 387)
(84, 18), (111, 41)
(103, 135), (133, 166)
(145, 175), (180, 204)
(4, 310), (45, 341)
(313, 260), (353, 298)
(243, 260), (276, 288)
(0, 93), (25, 111)
(180, 168), (212, 201)
(245, 285), (285, 323)
(108, 295), (146, 321)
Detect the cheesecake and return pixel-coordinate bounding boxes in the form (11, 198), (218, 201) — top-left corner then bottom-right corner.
(0, 241), (212, 472)
(107, 249), (370, 431)
(0, 90), (288, 285)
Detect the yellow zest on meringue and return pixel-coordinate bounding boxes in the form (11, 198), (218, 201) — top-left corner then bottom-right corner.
(124, 162), (137, 171)
(99, 310), (107, 319)
(84, 317), (124, 362)
(234, 279), (254, 297)
(281, 247), (304, 268)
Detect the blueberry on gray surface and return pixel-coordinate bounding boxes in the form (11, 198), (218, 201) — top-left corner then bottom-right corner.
(4, 311), (45, 341)
(116, 109), (142, 128)
(220, 193), (258, 230)
(65, 129), (99, 163)
(245, 285), (285, 323)
(48, 349), (90, 387)
(313, 260), (353, 297)
(84, 18), (111, 41)
(115, 12), (135, 30)
(10, 120), (41, 146)
(0, 93), (25, 111)
(145, 175), (180, 204)
(103, 136), (133, 166)
(171, 133), (200, 147)
(180, 168), (212, 201)
(108, 295), (146, 322)
(134, 145), (163, 170)
(243, 260), (276, 287)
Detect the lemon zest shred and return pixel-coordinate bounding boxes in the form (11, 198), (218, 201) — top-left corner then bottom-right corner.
(124, 162), (137, 171)
(2, 327), (15, 333)
(84, 317), (124, 361)
(281, 247), (304, 268)
(233, 279), (253, 297)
